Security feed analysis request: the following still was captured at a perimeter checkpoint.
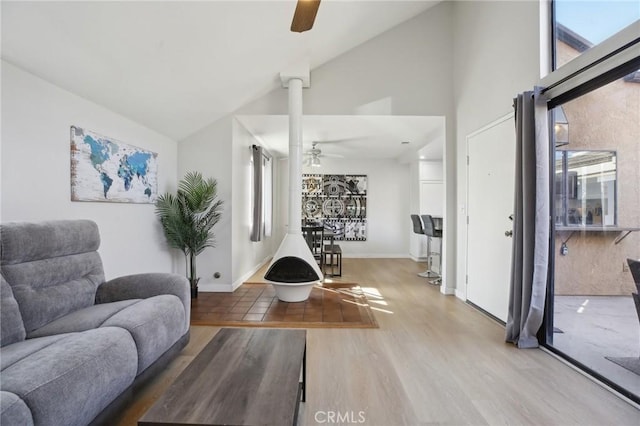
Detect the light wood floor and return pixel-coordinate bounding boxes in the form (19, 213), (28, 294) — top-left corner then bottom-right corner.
(114, 258), (640, 425)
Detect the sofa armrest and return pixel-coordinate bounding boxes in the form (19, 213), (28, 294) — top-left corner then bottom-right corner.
(96, 273), (190, 331)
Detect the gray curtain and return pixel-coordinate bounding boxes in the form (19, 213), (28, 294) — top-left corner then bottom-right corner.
(506, 88), (550, 348)
(250, 145), (263, 242)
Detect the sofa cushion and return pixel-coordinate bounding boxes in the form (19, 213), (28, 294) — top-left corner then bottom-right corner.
(0, 391), (33, 426)
(102, 294), (186, 374)
(28, 299), (140, 339)
(96, 272), (191, 335)
(0, 220), (100, 265)
(1, 276), (25, 347)
(0, 334), (71, 371)
(1, 220), (105, 333)
(0, 327), (137, 426)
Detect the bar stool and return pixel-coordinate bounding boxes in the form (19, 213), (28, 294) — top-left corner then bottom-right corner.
(421, 214), (443, 284)
(411, 214), (434, 281)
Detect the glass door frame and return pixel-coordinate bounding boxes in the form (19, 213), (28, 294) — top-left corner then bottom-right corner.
(540, 3), (640, 404)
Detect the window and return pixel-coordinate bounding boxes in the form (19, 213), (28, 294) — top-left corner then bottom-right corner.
(262, 155), (273, 237)
(553, 0), (640, 69)
(554, 150), (617, 227)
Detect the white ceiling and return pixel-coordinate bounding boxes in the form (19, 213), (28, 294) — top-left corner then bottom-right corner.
(237, 115), (445, 161)
(2, 0), (440, 142)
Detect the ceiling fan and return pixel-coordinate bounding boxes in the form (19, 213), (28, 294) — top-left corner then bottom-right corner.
(303, 141), (343, 167)
(291, 0), (321, 33)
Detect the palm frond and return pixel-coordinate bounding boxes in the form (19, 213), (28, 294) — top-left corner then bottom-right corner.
(155, 171), (224, 286)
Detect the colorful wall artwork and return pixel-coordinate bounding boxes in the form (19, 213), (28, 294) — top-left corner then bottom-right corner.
(302, 174), (367, 241)
(70, 126), (158, 203)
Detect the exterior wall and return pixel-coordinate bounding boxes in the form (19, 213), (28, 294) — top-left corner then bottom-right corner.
(553, 41), (640, 296)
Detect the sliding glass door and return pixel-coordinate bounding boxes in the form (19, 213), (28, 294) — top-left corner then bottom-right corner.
(547, 79), (640, 400)
(544, 0), (640, 403)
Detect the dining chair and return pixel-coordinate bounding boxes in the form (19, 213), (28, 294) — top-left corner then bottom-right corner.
(302, 225), (324, 269)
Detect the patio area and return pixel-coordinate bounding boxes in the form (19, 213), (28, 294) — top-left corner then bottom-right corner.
(553, 295), (640, 397)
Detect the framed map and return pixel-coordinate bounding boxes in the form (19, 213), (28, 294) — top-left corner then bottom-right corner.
(302, 174), (367, 241)
(70, 126), (158, 203)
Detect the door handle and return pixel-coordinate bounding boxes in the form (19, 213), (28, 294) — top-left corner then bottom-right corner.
(505, 230), (513, 237)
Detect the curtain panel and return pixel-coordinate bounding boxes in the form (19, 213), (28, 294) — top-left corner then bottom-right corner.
(250, 145), (263, 242)
(506, 89), (550, 349)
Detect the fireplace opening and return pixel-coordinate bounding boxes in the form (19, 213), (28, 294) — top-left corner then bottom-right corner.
(264, 256), (320, 283)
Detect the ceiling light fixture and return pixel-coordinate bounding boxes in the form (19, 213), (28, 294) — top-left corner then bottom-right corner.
(310, 156), (321, 167)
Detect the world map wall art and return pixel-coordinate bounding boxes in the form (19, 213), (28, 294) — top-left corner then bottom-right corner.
(70, 126), (158, 203)
(302, 174), (367, 241)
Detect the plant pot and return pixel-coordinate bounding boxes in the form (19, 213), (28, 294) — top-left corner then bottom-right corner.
(191, 286), (198, 299)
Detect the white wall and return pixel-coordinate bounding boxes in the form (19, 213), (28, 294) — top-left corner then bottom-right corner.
(420, 161), (444, 181)
(230, 119), (277, 288)
(1, 61), (179, 279)
(285, 157), (411, 257)
(452, 0), (541, 299)
(410, 161), (444, 260)
(179, 2), (456, 286)
(177, 117), (279, 290)
(255, 3), (455, 293)
(1, 1), (546, 296)
(177, 115), (234, 290)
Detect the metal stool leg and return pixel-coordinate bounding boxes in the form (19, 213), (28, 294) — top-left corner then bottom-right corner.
(418, 236), (440, 284)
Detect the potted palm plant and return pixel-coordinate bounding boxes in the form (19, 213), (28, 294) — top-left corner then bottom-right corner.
(155, 171), (223, 298)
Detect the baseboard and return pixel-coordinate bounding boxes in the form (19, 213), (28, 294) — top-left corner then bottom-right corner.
(441, 285), (456, 295)
(343, 253), (410, 259)
(409, 255), (428, 262)
(232, 257), (271, 289)
(198, 257), (272, 293)
(198, 282), (234, 292)
(455, 289), (466, 301)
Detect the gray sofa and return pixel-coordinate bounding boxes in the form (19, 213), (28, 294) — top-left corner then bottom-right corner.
(0, 220), (190, 426)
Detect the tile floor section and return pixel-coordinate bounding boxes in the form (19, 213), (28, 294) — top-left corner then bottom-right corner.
(190, 283), (377, 327)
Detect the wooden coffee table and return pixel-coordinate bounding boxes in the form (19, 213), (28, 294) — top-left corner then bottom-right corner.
(138, 328), (307, 426)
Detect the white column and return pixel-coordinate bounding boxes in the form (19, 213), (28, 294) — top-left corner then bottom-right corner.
(287, 77), (303, 235)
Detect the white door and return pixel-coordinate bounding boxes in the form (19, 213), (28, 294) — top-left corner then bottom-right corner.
(466, 113), (515, 322)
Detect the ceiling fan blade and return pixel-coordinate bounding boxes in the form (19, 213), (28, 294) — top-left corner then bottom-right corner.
(291, 0), (321, 33)
(312, 136), (364, 145)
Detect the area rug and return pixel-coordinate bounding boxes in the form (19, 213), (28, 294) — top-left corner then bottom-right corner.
(605, 356), (640, 376)
(191, 283), (378, 328)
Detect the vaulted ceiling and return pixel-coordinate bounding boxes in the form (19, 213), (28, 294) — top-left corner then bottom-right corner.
(2, 1), (440, 142)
